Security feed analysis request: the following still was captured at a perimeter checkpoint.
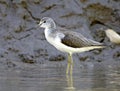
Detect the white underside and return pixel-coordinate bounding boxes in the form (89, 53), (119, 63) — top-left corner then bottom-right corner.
(53, 40), (103, 54)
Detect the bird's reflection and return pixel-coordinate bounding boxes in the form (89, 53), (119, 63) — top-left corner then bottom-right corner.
(65, 55), (76, 91)
(65, 73), (75, 91)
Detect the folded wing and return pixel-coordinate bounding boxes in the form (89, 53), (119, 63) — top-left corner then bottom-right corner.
(61, 31), (103, 48)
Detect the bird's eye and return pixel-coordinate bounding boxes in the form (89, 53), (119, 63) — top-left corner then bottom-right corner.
(43, 21), (46, 23)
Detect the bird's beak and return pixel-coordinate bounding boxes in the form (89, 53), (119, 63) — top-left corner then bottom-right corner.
(38, 21), (42, 26)
(35, 21), (42, 29)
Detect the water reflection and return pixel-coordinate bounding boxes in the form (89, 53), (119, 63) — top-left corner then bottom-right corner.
(0, 61), (120, 91)
(65, 73), (75, 91)
(92, 63), (107, 88)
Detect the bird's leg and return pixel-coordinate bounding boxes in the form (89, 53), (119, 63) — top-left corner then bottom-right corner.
(69, 53), (73, 76)
(66, 53), (73, 75)
(66, 53), (70, 75)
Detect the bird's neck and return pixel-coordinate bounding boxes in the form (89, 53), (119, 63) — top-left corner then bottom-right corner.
(44, 27), (56, 37)
(45, 27), (56, 33)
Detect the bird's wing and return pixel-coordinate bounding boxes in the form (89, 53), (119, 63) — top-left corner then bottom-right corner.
(60, 31), (103, 48)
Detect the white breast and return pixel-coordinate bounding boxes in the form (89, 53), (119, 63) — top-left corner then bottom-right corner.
(44, 28), (68, 52)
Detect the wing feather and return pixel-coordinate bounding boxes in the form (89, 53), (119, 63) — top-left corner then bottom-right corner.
(61, 31), (103, 48)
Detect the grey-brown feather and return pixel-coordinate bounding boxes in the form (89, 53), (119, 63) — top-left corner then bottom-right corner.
(60, 31), (103, 48)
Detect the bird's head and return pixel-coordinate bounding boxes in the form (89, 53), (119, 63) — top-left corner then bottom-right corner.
(38, 17), (56, 29)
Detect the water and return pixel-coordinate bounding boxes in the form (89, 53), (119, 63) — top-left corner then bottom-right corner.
(0, 60), (120, 91)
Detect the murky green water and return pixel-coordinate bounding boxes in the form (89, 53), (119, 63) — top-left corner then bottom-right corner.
(0, 60), (120, 91)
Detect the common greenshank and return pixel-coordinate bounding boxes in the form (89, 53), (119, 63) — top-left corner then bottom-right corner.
(38, 17), (104, 75)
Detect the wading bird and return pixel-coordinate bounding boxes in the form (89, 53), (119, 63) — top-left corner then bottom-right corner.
(38, 17), (104, 75)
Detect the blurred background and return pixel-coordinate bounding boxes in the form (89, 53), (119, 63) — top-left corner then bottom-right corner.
(0, 0), (120, 91)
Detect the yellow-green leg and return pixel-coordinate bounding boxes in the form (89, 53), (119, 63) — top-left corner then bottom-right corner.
(66, 53), (73, 75)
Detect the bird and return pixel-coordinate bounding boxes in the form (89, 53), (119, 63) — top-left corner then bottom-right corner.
(38, 17), (104, 75)
(105, 29), (120, 44)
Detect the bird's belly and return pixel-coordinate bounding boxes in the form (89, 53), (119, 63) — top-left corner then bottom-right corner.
(46, 37), (55, 45)
(54, 43), (75, 53)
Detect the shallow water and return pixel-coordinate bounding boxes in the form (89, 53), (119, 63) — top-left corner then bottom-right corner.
(0, 60), (120, 91)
